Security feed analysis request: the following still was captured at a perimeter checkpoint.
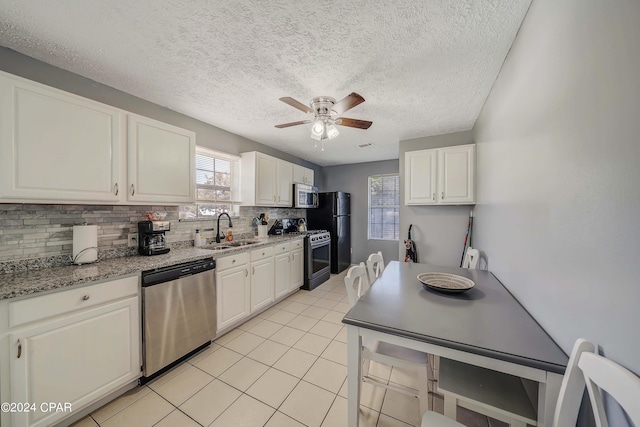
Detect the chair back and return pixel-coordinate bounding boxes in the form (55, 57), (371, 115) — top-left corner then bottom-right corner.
(553, 338), (640, 427)
(344, 262), (371, 307)
(579, 352), (640, 427)
(366, 251), (385, 283)
(462, 247), (479, 269)
(552, 339), (596, 427)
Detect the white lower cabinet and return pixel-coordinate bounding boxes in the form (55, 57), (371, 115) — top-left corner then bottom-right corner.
(274, 243), (292, 300)
(215, 240), (304, 335)
(4, 276), (140, 427)
(290, 239), (304, 292)
(290, 248), (304, 292)
(250, 247), (275, 312)
(216, 252), (251, 332)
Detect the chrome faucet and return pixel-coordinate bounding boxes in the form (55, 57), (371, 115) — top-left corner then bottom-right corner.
(216, 212), (233, 243)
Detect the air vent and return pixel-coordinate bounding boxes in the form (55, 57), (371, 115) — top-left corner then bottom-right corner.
(357, 143), (374, 148)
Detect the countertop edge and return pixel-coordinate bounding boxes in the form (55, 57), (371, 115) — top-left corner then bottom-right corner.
(342, 317), (567, 375)
(0, 236), (304, 301)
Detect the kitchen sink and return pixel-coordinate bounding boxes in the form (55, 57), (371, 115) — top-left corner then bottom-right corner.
(229, 240), (260, 246)
(203, 240), (260, 251)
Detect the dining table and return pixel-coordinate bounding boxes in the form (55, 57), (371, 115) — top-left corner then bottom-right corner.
(342, 261), (568, 427)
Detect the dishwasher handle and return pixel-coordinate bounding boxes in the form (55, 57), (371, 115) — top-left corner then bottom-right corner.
(142, 259), (215, 287)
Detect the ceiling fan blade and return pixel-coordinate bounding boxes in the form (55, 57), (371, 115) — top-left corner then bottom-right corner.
(279, 97), (312, 114)
(332, 92), (365, 115)
(275, 120), (312, 128)
(335, 117), (373, 129)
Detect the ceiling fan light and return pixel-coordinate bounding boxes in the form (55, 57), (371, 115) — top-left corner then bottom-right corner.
(326, 123), (339, 139)
(311, 120), (324, 137)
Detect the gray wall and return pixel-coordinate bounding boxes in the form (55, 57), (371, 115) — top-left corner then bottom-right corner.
(321, 159), (399, 266)
(0, 47), (322, 177)
(473, 0), (640, 387)
(399, 131), (474, 266)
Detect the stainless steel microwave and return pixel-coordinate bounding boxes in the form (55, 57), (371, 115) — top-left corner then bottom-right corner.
(293, 183), (318, 208)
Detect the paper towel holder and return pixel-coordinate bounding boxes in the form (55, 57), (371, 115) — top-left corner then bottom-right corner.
(71, 223), (99, 265)
(71, 247), (99, 265)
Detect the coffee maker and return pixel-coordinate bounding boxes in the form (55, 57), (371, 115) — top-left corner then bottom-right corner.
(138, 221), (171, 256)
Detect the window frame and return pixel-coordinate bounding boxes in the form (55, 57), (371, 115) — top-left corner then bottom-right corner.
(179, 147), (241, 220)
(367, 173), (400, 241)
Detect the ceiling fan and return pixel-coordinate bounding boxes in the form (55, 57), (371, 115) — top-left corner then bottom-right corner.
(275, 93), (372, 146)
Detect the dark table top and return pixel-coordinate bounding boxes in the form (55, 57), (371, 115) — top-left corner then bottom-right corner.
(342, 261), (568, 374)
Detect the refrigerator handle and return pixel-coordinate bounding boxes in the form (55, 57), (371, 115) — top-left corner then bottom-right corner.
(336, 219), (340, 238)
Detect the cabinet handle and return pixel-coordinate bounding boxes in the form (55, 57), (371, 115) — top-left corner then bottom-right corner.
(82, 295), (90, 301)
(432, 193), (435, 201)
(131, 184), (135, 196)
(245, 269), (248, 277)
(17, 339), (22, 359)
(277, 196), (281, 202)
(232, 259), (236, 263)
(273, 195), (276, 202)
(252, 266), (256, 275)
(441, 191), (444, 200)
(114, 183), (119, 196)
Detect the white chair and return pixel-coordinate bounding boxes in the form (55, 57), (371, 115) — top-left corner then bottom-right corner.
(366, 251), (385, 283)
(345, 263), (431, 414)
(462, 247), (479, 269)
(423, 338), (640, 427)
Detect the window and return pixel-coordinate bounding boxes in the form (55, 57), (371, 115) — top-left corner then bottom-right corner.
(179, 147), (240, 219)
(368, 174), (400, 240)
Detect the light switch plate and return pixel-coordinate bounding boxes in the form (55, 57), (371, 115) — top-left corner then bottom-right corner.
(128, 233), (138, 247)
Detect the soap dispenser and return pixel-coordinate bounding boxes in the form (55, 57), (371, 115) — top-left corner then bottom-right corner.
(194, 229), (202, 247)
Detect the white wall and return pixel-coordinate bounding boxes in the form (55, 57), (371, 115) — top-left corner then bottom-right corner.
(399, 131), (474, 266)
(473, 0), (640, 387)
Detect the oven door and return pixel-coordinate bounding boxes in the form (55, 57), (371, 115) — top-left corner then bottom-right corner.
(311, 241), (330, 277)
(294, 184), (318, 208)
(304, 238), (331, 290)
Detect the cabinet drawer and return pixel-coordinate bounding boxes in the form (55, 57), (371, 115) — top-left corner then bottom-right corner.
(274, 242), (291, 254)
(217, 252), (250, 271)
(9, 275), (138, 328)
(251, 246), (274, 261)
(290, 239), (304, 250)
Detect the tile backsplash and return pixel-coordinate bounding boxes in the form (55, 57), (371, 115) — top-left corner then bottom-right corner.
(0, 204), (305, 271)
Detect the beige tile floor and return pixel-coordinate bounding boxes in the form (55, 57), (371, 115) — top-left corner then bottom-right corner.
(73, 271), (499, 427)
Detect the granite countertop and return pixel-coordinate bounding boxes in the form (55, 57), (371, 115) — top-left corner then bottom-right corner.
(0, 235), (302, 301)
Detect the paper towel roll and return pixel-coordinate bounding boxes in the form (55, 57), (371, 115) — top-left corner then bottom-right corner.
(72, 225), (98, 264)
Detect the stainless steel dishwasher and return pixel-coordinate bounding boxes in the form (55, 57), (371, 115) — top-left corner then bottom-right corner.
(141, 258), (216, 382)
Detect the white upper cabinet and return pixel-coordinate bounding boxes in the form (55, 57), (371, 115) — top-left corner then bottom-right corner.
(405, 144), (475, 205)
(405, 149), (437, 204)
(241, 151), (293, 207)
(277, 160), (293, 206)
(438, 145), (475, 204)
(127, 115), (195, 204)
(293, 164), (314, 186)
(0, 71), (124, 203)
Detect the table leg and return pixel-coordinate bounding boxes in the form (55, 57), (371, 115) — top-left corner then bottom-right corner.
(347, 325), (362, 427)
(538, 371), (563, 426)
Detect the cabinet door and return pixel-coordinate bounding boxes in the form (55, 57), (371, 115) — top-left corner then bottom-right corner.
(293, 164), (314, 185)
(405, 149), (437, 205)
(127, 114), (195, 204)
(290, 248), (304, 292)
(0, 72), (123, 203)
(251, 258), (274, 312)
(9, 297), (139, 427)
(216, 265), (250, 331)
(438, 145), (475, 204)
(255, 153), (277, 206)
(276, 160), (293, 206)
(274, 253), (291, 299)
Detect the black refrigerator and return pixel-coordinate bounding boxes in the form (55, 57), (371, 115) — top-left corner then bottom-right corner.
(307, 192), (351, 274)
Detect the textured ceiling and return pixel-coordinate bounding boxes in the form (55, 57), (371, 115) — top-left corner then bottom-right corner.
(0, 0), (531, 166)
